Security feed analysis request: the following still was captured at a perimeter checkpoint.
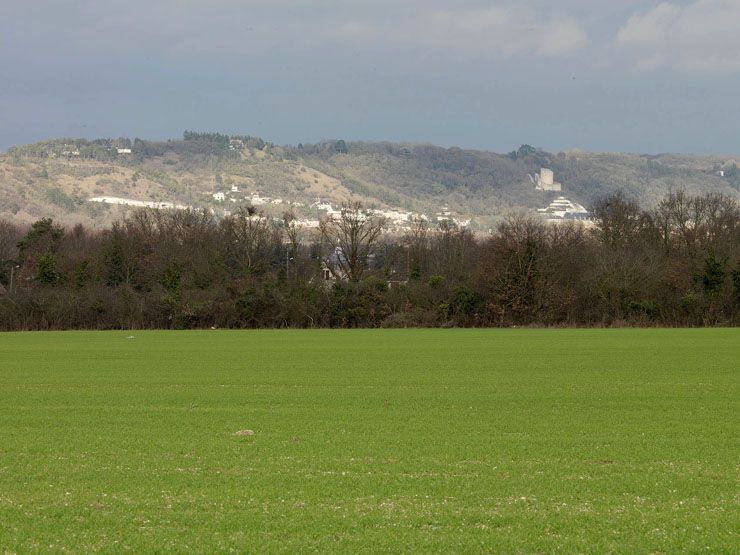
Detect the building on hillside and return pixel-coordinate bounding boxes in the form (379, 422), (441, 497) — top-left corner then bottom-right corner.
(436, 206), (452, 219)
(537, 196), (591, 222)
(532, 168), (562, 192)
(311, 198), (334, 211)
(311, 198), (342, 217)
(435, 206), (470, 228)
(295, 219), (320, 228)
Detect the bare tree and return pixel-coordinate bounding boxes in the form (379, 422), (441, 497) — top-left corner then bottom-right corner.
(485, 214), (547, 324)
(319, 202), (385, 282)
(430, 219), (476, 281)
(282, 210), (300, 258)
(221, 206), (275, 275)
(403, 217), (429, 279)
(592, 192), (644, 248)
(0, 219), (22, 289)
(0, 219), (21, 263)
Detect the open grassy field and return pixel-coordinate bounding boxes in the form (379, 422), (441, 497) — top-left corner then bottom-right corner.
(0, 329), (737, 552)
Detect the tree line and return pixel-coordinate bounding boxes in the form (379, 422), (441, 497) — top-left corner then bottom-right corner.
(0, 191), (737, 330)
(7, 133), (270, 164)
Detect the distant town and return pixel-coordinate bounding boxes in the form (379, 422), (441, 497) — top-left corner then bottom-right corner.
(89, 166), (592, 230)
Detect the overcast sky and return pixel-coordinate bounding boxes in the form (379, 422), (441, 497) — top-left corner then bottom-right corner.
(1, 1), (738, 154)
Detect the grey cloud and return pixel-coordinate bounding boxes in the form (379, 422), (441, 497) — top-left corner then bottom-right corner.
(0, 1), (738, 153)
(336, 6), (588, 59)
(617, 0), (740, 72)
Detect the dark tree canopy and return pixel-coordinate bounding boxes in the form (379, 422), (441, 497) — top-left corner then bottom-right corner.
(0, 192), (738, 329)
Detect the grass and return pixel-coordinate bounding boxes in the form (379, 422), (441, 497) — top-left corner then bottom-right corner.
(0, 329), (737, 552)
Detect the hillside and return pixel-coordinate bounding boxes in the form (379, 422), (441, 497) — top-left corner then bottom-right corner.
(1, 135), (738, 228)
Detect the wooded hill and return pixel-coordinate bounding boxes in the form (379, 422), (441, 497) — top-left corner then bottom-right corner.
(1, 134), (738, 227)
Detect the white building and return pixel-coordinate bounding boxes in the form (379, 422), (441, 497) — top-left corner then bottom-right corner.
(537, 196), (591, 221)
(533, 168), (562, 192)
(295, 219), (320, 228)
(371, 208), (413, 225)
(311, 199), (334, 211)
(436, 206), (452, 218)
(435, 206), (469, 228)
(311, 199), (341, 216)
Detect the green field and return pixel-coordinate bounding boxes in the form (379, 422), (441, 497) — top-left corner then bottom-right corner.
(0, 330), (737, 552)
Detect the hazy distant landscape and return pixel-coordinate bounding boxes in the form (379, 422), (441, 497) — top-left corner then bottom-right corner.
(2, 134), (738, 228)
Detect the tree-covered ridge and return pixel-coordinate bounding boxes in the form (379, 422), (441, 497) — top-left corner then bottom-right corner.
(2, 134), (738, 229)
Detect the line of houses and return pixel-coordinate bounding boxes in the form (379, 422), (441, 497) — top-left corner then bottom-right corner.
(210, 186), (304, 208)
(88, 196), (191, 210)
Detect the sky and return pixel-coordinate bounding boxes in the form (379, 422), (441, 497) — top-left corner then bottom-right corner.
(1, 0), (739, 154)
